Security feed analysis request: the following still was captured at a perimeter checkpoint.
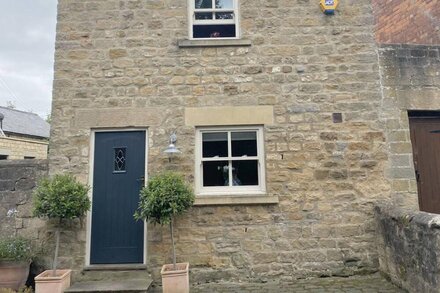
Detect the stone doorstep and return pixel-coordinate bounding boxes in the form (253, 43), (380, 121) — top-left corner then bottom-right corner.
(77, 269), (151, 282)
(65, 279), (152, 293)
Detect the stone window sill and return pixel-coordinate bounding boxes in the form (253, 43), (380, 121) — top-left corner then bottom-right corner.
(178, 39), (252, 48)
(193, 195), (279, 206)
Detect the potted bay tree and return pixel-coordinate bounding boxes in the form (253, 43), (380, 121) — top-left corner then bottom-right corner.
(135, 171), (194, 293)
(33, 174), (90, 293)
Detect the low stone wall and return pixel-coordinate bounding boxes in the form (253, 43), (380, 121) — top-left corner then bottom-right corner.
(0, 160), (48, 237)
(375, 203), (440, 293)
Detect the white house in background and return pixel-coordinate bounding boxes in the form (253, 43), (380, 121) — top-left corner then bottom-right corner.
(0, 106), (50, 160)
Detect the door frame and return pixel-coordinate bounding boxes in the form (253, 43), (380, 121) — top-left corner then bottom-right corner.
(85, 128), (149, 266)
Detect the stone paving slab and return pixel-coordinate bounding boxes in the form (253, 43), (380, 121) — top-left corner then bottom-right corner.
(188, 274), (406, 293)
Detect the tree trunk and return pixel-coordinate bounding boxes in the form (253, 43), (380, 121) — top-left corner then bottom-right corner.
(52, 227), (60, 277)
(170, 219), (176, 270)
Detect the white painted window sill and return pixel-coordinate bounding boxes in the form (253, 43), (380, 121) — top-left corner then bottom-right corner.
(193, 195), (279, 206)
(178, 39), (252, 48)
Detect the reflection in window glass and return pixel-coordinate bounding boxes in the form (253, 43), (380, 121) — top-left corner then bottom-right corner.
(231, 132), (257, 157)
(215, 12), (234, 19)
(215, 0), (234, 9)
(232, 160), (259, 186)
(195, 0), (212, 8)
(203, 161), (229, 186)
(195, 12), (213, 19)
(193, 24), (236, 38)
(202, 132), (228, 157)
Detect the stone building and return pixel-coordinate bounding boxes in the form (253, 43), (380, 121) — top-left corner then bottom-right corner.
(0, 107), (49, 160)
(46, 0), (437, 287)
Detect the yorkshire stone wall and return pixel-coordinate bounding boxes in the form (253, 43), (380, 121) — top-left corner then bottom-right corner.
(0, 160), (48, 240)
(379, 44), (440, 208)
(375, 203), (440, 293)
(50, 0), (390, 283)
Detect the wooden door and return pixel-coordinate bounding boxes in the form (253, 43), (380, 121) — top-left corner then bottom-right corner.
(90, 131), (145, 264)
(409, 117), (440, 214)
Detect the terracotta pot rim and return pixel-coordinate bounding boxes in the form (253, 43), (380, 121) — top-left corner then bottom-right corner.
(0, 260), (30, 266)
(35, 269), (72, 282)
(160, 262), (189, 276)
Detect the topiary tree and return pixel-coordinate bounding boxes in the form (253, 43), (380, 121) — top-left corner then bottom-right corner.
(33, 174), (90, 277)
(134, 171), (194, 270)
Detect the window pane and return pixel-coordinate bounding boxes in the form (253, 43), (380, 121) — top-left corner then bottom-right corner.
(231, 132), (257, 157)
(195, 0), (212, 9)
(193, 24), (236, 38)
(232, 160), (259, 186)
(215, 0), (233, 9)
(202, 132), (228, 157)
(203, 161), (229, 186)
(215, 12), (234, 19)
(195, 12), (213, 19)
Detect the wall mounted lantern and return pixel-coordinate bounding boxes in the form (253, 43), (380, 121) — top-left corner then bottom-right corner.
(163, 133), (181, 162)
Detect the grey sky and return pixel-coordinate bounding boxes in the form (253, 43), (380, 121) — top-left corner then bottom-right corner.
(0, 0), (57, 118)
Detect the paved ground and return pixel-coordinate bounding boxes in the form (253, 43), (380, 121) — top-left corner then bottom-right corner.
(188, 274), (405, 293)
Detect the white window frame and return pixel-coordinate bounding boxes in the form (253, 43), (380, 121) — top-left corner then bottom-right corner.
(195, 126), (266, 196)
(188, 0), (240, 40)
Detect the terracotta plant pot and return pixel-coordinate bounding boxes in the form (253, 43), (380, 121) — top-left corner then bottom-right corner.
(161, 262), (189, 293)
(35, 269), (71, 293)
(0, 261), (30, 290)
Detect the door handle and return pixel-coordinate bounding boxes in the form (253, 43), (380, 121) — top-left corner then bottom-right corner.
(415, 170), (420, 182)
(137, 176), (145, 183)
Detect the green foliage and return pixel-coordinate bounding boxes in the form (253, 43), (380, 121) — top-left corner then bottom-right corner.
(0, 237), (32, 262)
(135, 171), (194, 225)
(33, 174), (91, 221)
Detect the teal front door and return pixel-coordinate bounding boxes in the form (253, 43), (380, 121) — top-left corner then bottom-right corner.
(90, 131), (145, 264)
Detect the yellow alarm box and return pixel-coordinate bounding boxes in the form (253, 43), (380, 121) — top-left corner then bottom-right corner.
(320, 0), (339, 15)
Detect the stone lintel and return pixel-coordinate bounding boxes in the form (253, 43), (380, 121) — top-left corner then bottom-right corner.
(0, 148), (10, 155)
(194, 195), (279, 206)
(185, 106), (274, 126)
(74, 108), (163, 129)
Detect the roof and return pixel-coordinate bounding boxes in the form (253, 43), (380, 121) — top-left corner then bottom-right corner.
(0, 106), (50, 139)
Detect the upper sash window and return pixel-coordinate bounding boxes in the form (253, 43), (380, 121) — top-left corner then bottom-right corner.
(189, 0), (240, 39)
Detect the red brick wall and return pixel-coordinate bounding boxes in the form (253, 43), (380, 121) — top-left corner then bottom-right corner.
(372, 0), (440, 45)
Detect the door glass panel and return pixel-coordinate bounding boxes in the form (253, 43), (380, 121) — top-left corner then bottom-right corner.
(232, 160), (258, 186)
(195, 0), (212, 9)
(202, 132), (228, 157)
(231, 132), (257, 157)
(203, 161), (229, 186)
(114, 147), (127, 172)
(216, 0), (233, 9)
